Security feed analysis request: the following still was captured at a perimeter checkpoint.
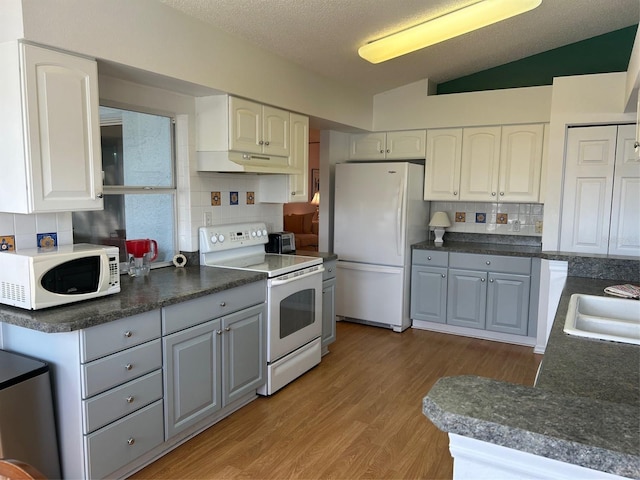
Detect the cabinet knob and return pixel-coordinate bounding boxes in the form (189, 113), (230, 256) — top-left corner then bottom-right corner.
(486, 261), (491, 265)
(328, 268), (333, 273)
(127, 438), (135, 446)
(126, 396), (134, 403)
(441, 274), (446, 278)
(224, 327), (231, 332)
(220, 301), (226, 307)
(453, 191), (458, 196)
(500, 192), (504, 196)
(490, 278), (494, 283)
(125, 363), (133, 371)
(123, 330), (132, 338)
(386, 149), (390, 153)
(96, 193), (104, 199)
(259, 140), (264, 145)
(427, 256), (432, 260)
(216, 330), (222, 335)
(481, 278), (486, 282)
(265, 141), (270, 146)
(634, 141), (640, 149)
(491, 192), (496, 196)
(291, 192), (296, 196)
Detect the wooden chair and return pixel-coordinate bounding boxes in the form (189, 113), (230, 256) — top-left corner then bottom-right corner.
(0, 459), (46, 480)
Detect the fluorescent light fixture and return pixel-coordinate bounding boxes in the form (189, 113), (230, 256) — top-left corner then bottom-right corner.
(358, 0), (542, 64)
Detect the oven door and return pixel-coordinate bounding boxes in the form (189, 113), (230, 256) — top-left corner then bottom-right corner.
(267, 267), (323, 363)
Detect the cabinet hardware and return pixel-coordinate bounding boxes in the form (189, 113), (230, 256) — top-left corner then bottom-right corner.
(124, 363), (132, 371)
(123, 331), (132, 338)
(265, 141), (270, 146)
(441, 274), (446, 278)
(481, 278), (486, 282)
(500, 192), (505, 196)
(127, 438), (135, 446)
(427, 256), (432, 260)
(259, 140), (264, 145)
(220, 301), (226, 307)
(486, 261), (491, 265)
(126, 396), (134, 403)
(216, 330), (222, 335)
(491, 192), (496, 196)
(224, 327), (231, 332)
(490, 278), (494, 283)
(453, 191), (458, 195)
(97, 193), (104, 199)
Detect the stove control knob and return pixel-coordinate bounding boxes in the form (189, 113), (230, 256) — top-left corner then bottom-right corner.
(256, 230), (262, 237)
(251, 230), (257, 237)
(210, 235), (218, 244)
(218, 234), (225, 243)
(262, 229), (268, 237)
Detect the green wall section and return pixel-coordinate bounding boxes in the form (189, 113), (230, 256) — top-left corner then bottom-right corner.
(437, 25), (638, 95)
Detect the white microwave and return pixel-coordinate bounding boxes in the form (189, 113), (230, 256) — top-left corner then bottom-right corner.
(0, 244), (120, 310)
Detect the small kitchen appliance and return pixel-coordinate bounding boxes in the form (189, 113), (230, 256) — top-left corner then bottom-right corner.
(200, 222), (323, 395)
(265, 232), (296, 254)
(125, 238), (158, 277)
(0, 244), (120, 310)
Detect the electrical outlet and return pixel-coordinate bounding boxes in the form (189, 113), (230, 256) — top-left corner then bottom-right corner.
(535, 220), (543, 234)
(512, 219), (520, 232)
(204, 212), (213, 226)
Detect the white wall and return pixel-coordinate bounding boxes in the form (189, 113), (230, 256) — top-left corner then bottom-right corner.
(625, 26), (640, 111)
(0, 0), (24, 43)
(17, 0), (373, 131)
(319, 130), (349, 252)
(373, 79), (552, 130)
(541, 72), (636, 250)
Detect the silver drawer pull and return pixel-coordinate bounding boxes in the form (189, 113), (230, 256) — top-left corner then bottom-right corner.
(216, 330), (222, 335)
(125, 363), (133, 371)
(220, 301), (226, 307)
(127, 438), (135, 446)
(224, 327), (231, 332)
(486, 261), (491, 265)
(427, 256), (432, 260)
(328, 268), (333, 273)
(490, 278), (494, 283)
(481, 278), (486, 282)
(441, 274), (446, 278)
(124, 330), (132, 338)
(126, 396), (134, 403)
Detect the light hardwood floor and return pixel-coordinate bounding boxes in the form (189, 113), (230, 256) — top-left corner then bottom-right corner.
(131, 321), (542, 479)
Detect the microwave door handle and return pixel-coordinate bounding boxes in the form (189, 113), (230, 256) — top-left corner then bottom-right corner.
(269, 267), (324, 286)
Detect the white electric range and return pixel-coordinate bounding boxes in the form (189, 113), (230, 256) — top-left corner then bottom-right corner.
(199, 222), (324, 395)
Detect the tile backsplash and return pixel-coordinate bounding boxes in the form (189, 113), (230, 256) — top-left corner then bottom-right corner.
(0, 212), (74, 250)
(431, 201), (543, 237)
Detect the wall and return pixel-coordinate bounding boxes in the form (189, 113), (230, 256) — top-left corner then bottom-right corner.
(0, 212), (72, 250)
(17, 0), (373, 132)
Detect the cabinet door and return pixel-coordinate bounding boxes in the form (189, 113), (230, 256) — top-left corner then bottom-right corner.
(498, 124), (544, 202)
(460, 126), (501, 201)
(486, 272), (530, 335)
(386, 130), (426, 159)
(262, 106), (290, 157)
(229, 97), (262, 154)
(411, 266), (447, 323)
(447, 269), (487, 329)
(349, 133), (386, 160)
(163, 319), (222, 439)
(424, 128), (462, 200)
(560, 126), (616, 254)
(222, 304), (266, 406)
(22, 44), (103, 212)
(288, 113), (309, 202)
(609, 124), (640, 256)
(322, 277), (336, 349)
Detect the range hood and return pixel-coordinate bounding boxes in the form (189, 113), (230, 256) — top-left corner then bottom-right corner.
(197, 151), (298, 174)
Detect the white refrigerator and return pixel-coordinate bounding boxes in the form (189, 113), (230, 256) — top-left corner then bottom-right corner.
(334, 162), (429, 332)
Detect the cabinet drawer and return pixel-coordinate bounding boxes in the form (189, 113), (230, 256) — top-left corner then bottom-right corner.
(81, 309), (161, 363)
(82, 339), (162, 398)
(413, 249), (449, 267)
(449, 252), (530, 274)
(85, 400), (164, 480)
(83, 369), (163, 434)
(162, 281), (266, 334)
(323, 259), (337, 280)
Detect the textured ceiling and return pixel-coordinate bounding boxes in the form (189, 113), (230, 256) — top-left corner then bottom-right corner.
(159, 0), (639, 95)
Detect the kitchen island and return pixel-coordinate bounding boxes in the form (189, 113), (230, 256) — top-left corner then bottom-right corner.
(423, 276), (640, 479)
(0, 265), (268, 479)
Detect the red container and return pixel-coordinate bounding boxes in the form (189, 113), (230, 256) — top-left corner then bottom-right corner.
(125, 239), (158, 261)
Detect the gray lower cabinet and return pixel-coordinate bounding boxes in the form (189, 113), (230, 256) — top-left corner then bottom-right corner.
(411, 249), (533, 338)
(163, 287), (266, 440)
(322, 259), (337, 353)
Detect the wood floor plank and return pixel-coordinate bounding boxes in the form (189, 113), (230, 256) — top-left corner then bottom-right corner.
(130, 321), (542, 479)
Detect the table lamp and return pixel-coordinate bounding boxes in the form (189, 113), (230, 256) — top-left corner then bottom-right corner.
(310, 192), (320, 221)
(429, 211), (451, 245)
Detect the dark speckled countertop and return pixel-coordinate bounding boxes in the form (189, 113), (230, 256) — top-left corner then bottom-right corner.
(423, 277), (640, 478)
(0, 266), (266, 333)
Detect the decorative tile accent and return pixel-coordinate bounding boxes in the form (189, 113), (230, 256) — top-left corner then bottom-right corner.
(475, 213), (486, 223)
(246, 192), (255, 205)
(211, 192), (221, 206)
(455, 212), (466, 222)
(0, 235), (15, 252)
(497, 213), (508, 224)
(37, 232), (57, 248)
(230, 192), (239, 206)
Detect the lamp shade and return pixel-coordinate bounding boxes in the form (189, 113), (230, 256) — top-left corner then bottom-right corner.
(429, 211), (451, 228)
(310, 192), (320, 205)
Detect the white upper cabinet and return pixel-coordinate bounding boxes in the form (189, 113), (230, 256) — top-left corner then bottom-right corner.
(229, 97), (290, 157)
(0, 42), (103, 213)
(287, 113), (309, 202)
(424, 128), (463, 201)
(459, 126), (502, 201)
(349, 130), (426, 160)
(498, 124), (544, 203)
(561, 124), (639, 256)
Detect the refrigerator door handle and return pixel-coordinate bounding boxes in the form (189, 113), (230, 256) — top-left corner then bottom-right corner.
(396, 177), (406, 256)
(337, 262), (401, 274)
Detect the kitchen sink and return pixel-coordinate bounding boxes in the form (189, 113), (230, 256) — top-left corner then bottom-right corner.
(563, 294), (640, 345)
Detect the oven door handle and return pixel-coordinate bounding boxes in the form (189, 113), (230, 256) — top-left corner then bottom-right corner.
(270, 267), (324, 286)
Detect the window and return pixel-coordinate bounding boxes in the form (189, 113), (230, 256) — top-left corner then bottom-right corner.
(73, 106), (176, 267)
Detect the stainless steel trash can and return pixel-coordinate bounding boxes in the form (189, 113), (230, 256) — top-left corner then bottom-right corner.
(0, 349), (61, 479)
